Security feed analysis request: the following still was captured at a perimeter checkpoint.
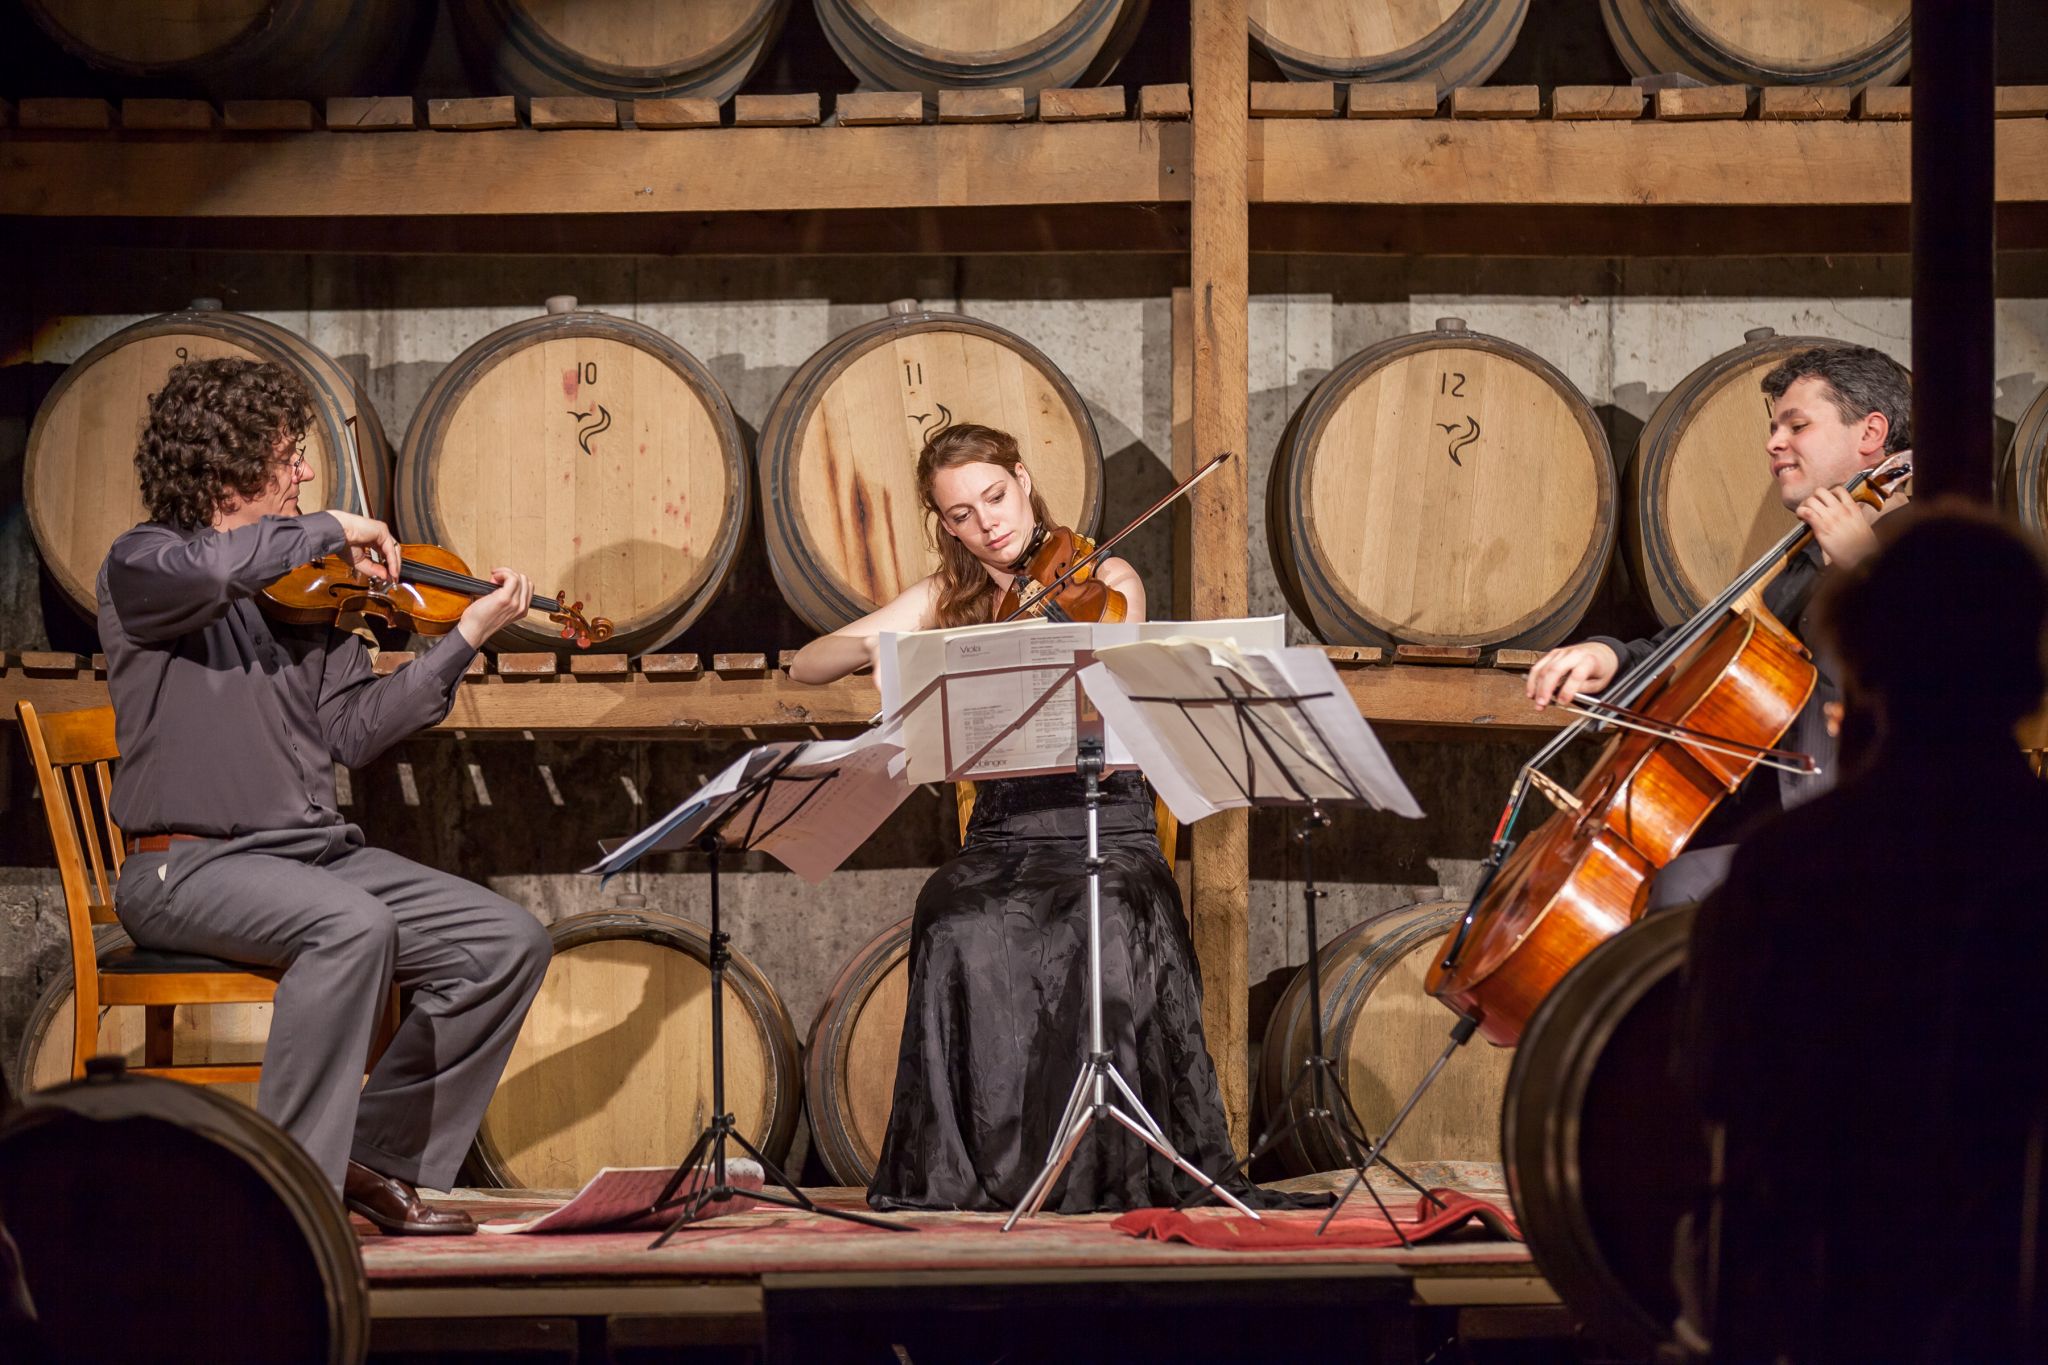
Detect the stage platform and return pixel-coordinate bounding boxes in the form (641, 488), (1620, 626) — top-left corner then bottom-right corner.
(360, 1168), (1566, 1364)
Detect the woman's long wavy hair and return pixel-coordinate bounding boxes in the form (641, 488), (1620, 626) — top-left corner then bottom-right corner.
(136, 358), (313, 530)
(917, 424), (1052, 629)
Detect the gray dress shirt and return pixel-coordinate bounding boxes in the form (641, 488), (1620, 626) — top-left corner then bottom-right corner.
(97, 513), (480, 838)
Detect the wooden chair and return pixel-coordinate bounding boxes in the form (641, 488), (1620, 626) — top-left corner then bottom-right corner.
(16, 700), (395, 1089)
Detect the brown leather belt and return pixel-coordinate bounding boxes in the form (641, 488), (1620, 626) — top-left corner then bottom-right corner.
(125, 833), (208, 854)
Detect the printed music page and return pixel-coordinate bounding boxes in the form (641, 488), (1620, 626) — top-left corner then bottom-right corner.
(883, 618), (1286, 784)
(584, 722), (910, 883)
(1080, 638), (1421, 824)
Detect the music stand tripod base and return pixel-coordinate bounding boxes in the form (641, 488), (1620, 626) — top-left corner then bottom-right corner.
(1187, 804), (1444, 1241)
(1001, 737), (1258, 1230)
(606, 781), (916, 1245)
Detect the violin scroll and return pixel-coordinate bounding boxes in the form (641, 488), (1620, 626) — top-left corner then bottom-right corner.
(549, 593), (614, 649)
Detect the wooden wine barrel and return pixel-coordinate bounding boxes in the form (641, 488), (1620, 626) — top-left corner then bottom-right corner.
(1627, 328), (1850, 627)
(1258, 900), (1517, 1174)
(815, 0), (1147, 109)
(13, 928), (270, 1109)
(758, 300), (1104, 633)
(2003, 386), (2048, 542)
(1250, 0), (1528, 90)
(24, 300), (392, 618)
(1502, 909), (1707, 1358)
(1267, 318), (1615, 650)
(448, 0), (788, 100)
(20, 0), (422, 97)
(468, 907), (803, 1190)
(397, 297), (749, 654)
(1601, 0), (1910, 87)
(0, 1060), (368, 1364)
(804, 917), (912, 1188)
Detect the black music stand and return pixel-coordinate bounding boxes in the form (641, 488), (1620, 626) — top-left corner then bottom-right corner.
(1109, 674), (1443, 1238)
(886, 629), (1260, 1226)
(588, 744), (912, 1245)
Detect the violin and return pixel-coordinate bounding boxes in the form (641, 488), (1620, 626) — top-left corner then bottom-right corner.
(994, 525), (1127, 624)
(1426, 458), (1912, 1046)
(993, 451), (1234, 625)
(260, 543), (614, 648)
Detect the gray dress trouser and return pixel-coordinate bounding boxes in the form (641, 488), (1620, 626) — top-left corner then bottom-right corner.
(114, 824), (551, 1190)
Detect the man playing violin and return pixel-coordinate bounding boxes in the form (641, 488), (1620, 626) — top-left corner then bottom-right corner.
(1524, 344), (1913, 908)
(98, 357), (551, 1234)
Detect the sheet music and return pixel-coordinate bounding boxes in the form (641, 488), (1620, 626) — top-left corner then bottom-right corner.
(883, 617), (1285, 784)
(584, 721), (910, 884)
(1079, 638), (1421, 824)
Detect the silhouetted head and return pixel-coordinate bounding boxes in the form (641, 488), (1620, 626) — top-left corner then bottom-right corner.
(1816, 499), (2048, 743)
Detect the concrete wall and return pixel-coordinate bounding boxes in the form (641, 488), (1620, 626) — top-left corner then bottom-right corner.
(6, 249), (2047, 1169)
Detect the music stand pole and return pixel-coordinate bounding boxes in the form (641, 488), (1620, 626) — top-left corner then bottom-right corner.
(1001, 735), (1262, 1230)
(622, 758), (911, 1246)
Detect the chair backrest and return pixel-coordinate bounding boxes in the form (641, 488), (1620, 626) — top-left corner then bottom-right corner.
(15, 704), (124, 968)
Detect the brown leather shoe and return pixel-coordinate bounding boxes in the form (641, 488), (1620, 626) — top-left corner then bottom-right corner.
(343, 1160), (476, 1236)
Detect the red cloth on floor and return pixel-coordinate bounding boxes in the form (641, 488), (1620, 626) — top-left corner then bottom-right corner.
(1112, 1190), (1520, 1249)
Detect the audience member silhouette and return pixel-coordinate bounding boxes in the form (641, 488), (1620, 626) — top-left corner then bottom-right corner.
(1679, 500), (2048, 1363)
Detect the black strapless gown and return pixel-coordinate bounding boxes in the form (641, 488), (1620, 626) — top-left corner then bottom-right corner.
(867, 771), (1245, 1213)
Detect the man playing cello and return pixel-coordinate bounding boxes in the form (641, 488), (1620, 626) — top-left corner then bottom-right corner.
(1523, 344), (1912, 908)
(98, 357), (552, 1234)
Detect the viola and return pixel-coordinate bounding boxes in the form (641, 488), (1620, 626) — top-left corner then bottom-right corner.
(994, 451), (1234, 625)
(994, 525), (1128, 624)
(260, 543), (613, 648)
(1426, 458), (1912, 1046)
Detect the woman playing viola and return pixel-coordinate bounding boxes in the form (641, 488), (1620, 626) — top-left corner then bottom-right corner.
(790, 423), (1248, 1213)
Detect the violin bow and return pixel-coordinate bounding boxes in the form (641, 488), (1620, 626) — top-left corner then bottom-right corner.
(998, 451), (1234, 624)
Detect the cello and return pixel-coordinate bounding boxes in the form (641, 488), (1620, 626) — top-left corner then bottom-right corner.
(1426, 458), (1912, 1046)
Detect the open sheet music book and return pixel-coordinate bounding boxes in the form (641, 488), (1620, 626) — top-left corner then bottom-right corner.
(583, 721), (909, 884)
(1078, 637), (1424, 824)
(477, 1160), (765, 1234)
(878, 616), (1286, 784)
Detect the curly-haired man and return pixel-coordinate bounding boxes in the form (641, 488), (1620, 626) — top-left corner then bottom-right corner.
(1521, 344), (1914, 910)
(98, 357), (551, 1235)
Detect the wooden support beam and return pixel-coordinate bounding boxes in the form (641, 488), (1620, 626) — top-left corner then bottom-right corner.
(1250, 81), (1335, 118)
(327, 97), (415, 131)
(1447, 86), (1541, 120)
(20, 98), (113, 130)
(1653, 86), (1750, 121)
(734, 94), (821, 127)
(120, 99), (216, 131)
(1245, 120), (2048, 207)
(1038, 87), (1126, 122)
(1347, 83), (1439, 118)
(222, 100), (316, 131)
(632, 97), (721, 129)
(1140, 84), (1192, 120)
(428, 97), (519, 131)
(937, 88), (1027, 123)
(530, 97), (618, 130)
(1859, 87), (1912, 121)
(1550, 86), (1643, 121)
(834, 91), (922, 126)
(0, 123), (1192, 216)
(1190, 0), (1252, 1149)
(1913, 3), (1997, 501)
(2000, 87), (2048, 118)
(1757, 87), (1852, 121)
